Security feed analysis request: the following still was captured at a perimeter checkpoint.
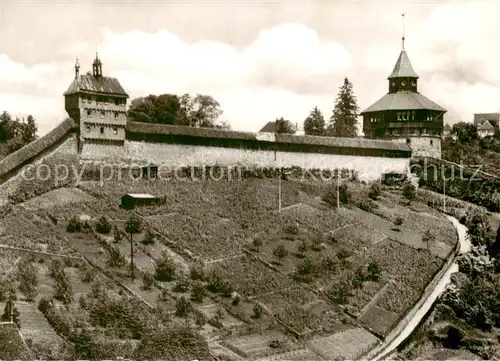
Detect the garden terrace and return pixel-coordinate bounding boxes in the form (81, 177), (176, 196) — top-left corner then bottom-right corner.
(206, 254), (294, 297)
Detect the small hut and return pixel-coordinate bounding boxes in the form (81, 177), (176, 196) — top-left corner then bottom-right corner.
(120, 193), (162, 210)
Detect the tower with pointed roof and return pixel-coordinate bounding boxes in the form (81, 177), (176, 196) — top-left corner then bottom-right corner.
(64, 54), (129, 152)
(361, 16), (446, 159)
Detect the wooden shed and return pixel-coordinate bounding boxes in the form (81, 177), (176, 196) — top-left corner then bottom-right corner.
(120, 193), (162, 210)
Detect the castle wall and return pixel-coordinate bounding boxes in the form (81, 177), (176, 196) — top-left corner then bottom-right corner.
(392, 136), (441, 159)
(81, 141), (410, 182)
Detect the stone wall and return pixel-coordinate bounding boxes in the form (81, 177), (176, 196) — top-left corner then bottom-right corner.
(392, 136), (441, 159)
(81, 141), (410, 182)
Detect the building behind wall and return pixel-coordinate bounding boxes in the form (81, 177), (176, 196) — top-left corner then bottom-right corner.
(64, 54), (129, 152)
(361, 36), (446, 159)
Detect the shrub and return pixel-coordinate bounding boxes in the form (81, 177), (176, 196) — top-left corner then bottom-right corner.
(394, 216), (404, 226)
(54, 271), (73, 304)
(252, 303), (262, 319)
(141, 271), (155, 290)
(81, 265), (95, 283)
(113, 226), (123, 243)
(206, 274), (233, 297)
(297, 241), (308, 255)
(107, 247), (126, 268)
(311, 237), (323, 252)
(366, 262), (381, 282)
(175, 296), (193, 317)
(421, 230), (435, 250)
(368, 182), (382, 200)
(95, 216), (111, 234)
(189, 263), (205, 281)
(337, 249), (351, 265)
(322, 183), (350, 207)
(155, 253), (176, 282)
(283, 223), (299, 235)
(190, 282), (207, 303)
(251, 237), (263, 251)
(403, 182), (416, 202)
(273, 244), (288, 258)
(173, 277), (191, 293)
(66, 216), (81, 233)
(49, 259), (65, 279)
(141, 229), (155, 245)
(18, 261), (38, 301)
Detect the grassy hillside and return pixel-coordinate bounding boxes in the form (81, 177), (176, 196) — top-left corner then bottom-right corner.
(0, 173), (459, 360)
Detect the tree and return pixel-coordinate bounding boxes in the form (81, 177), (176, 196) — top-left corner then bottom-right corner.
(327, 78), (359, 137)
(18, 261), (38, 301)
(1, 298), (21, 328)
(452, 122), (478, 143)
(303, 106), (326, 136)
(275, 117), (296, 134)
(127, 93), (225, 128)
(0, 111), (38, 156)
(125, 215), (142, 280)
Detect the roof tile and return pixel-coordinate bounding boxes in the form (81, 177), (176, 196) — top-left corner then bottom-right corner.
(388, 50), (419, 79)
(64, 74), (128, 97)
(361, 91), (446, 113)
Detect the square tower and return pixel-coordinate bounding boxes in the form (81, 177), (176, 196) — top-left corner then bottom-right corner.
(64, 54), (129, 152)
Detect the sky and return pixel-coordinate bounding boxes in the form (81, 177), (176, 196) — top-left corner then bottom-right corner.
(0, 0), (499, 136)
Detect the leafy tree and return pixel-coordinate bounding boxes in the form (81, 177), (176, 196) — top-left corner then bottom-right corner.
(127, 94), (182, 125)
(95, 216), (111, 234)
(0, 111), (38, 156)
(402, 182), (416, 203)
(304, 106), (326, 136)
(155, 252), (176, 282)
(452, 122), (478, 143)
(18, 261), (38, 301)
(327, 77), (359, 137)
(275, 117), (296, 134)
(127, 93), (225, 128)
(175, 296), (193, 317)
(190, 282), (207, 303)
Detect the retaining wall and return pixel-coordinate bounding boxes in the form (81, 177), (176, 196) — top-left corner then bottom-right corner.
(359, 219), (461, 360)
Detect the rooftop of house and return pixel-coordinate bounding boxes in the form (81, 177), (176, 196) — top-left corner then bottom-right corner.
(477, 120), (496, 130)
(259, 121), (277, 133)
(388, 48), (419, 79)
(0, 322), (33, 360)
(361, 91), (447, 114)
(124, 193), (157, 199)
(443, 124), (452, 131)
(64, 73), (128, 97)
(473, 113), (499, 126)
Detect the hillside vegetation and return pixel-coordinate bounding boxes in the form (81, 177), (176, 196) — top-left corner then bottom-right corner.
(0, 165), (460, 360)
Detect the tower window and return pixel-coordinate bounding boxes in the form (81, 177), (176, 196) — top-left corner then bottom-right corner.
(85, 125), (90, 133)
(412, 111), (415, 121)
(397, 112), (401, 121)
(100, 127), (104, 134)
(114, 112), (119, 119)
(430, 140), (434, 146)
(402, 113), (406, 121)
(100, 110), (105, 118)
(113, 127), (118, 135)
(86, 109), (92, 116)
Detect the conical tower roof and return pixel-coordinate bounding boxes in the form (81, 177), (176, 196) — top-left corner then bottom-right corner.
(388, 49), (419, 79)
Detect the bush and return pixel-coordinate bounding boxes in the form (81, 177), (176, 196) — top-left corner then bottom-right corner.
(155, 253), (176, 282)
(175, 296), (193, 317)
(323, 183), (350, 207)
(206, 274), (233, 297)
(141, 229), (155, 245)
(394, 216), (404, 226)
(251, 237), (263, 251)
(113, 226), (123, 243)
(141, 272), (155, 290)
(283, 223), (299, 235)
(18, 262), (38, 301)
(190, 282), (207, 303)
(66, 216), (81, 233)
(368, 182), (382, 200)
(95, 216), (111, 234)
(107, 247), (126, 268)
(252, 303), (262, 319)
(173, 277), (191, 293)
(81, 265), (95, 283)
(403, 182), (416, 202)
(189, 263), (205, 281)
(54, 271), (73, 304)
(366, 262), (381, 282)
(273, 244), (288, 258)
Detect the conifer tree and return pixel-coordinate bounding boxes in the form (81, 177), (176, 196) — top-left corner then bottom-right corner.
(303, 106), (326, 136)
(327, 77), (359, 137)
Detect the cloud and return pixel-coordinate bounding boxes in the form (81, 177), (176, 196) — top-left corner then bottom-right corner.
(1, 2), (500, 137)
